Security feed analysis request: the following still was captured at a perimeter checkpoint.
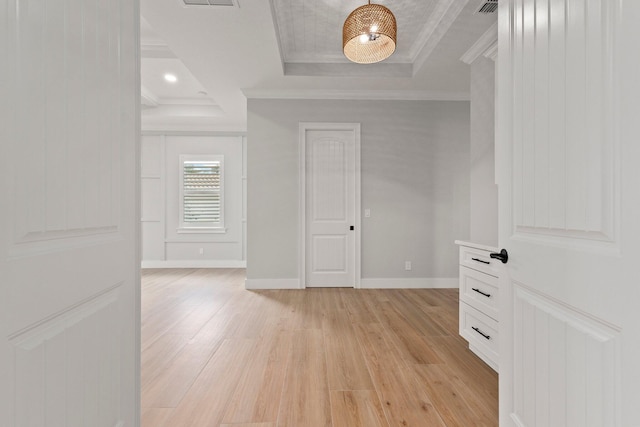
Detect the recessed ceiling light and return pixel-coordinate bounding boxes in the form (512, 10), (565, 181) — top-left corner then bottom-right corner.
(164, 73), (177, 83)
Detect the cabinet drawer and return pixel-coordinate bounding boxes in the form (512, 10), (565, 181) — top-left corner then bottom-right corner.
(459, 245), (500, 277)
(459, 266), (499, 321)
(459, 302), (499, 368)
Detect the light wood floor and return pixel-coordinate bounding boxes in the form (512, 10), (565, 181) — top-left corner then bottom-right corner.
(141, 268), (498, 427)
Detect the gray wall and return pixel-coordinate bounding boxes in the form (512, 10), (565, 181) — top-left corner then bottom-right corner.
(469, 56), (499, 246)
(247, 99), (470, 281)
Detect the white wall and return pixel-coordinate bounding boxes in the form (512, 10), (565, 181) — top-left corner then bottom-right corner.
(247, 99), (470, 288)
(141, 133), (247, 268)
(469, 56), (499, 246)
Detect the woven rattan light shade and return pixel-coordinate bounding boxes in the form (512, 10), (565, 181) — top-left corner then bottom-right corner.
(343, 2), (397, 64)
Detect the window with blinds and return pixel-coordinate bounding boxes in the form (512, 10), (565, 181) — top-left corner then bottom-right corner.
(180, 156), (224, 230)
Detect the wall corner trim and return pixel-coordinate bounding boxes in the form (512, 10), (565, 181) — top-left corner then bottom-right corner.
(245, 278), (301, 290)
(360, 277), (458, 289)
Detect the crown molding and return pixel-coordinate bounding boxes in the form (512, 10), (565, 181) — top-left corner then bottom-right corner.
(158, 97), (218, 106)
(242, 89), (470, 101)
(483, 40), (498, 61)
(411, 0), (470, 75)
(141, 116), (246, 133)
(283, 62), (412, 78)
(141, 104), (224, 118)
(141, 42), (176, 59)
(460, 21), (498, 64)
(141, 85), (159, 107)
(283, 53), (413, 65)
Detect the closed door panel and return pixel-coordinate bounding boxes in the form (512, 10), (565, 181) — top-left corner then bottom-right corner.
(0, 0), (140, 425)
(305, 129), (356, 287)
(497, 1), (640, 425)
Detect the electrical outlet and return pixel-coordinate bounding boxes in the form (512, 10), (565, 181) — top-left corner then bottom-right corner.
(405, 261), (412, 271)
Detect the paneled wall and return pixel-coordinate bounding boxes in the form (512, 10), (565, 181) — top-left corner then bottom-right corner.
(141, 133), (246, 268)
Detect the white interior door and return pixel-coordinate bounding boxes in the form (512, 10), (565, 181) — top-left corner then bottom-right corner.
(0, 0), (140, 426)
(302, 124), (360, 288)
(497, 1), (640, 426)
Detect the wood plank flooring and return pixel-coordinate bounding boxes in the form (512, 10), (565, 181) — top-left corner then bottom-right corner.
(141, 268), (498, 427)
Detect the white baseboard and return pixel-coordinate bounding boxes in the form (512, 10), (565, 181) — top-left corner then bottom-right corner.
(245, 278), (301, 290)
(141, 260), (246, 269)
(359, 277), (458, 289)
(243, 277), (457, 290)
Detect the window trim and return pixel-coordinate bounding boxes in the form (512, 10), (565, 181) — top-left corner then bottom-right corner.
(177, 154), (226, 233)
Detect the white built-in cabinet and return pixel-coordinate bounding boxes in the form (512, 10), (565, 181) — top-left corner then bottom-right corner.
(455, 240), (500, 371)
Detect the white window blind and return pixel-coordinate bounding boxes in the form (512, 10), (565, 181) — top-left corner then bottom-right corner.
(180, 157), (224, 230)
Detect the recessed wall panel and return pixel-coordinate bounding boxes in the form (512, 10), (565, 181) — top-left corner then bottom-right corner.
(310, 136), (347, 222)
(11, 287), (123, 427)
(141, 136), (162, 177)
(12, 0), (124, 248)
(142, 178), (162, 222)
(512, 284), (618, 427)
(512, 0), (616, 245)
(312, 235), (347, 272)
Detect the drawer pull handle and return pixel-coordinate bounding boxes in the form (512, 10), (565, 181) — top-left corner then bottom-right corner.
(471, 257), (490, 265)
(472, 326), (491, 340)
(472, 288), (491, 298)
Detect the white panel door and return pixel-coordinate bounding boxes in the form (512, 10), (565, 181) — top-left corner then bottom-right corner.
(0, 0), (140, 426)
(497, 1), (640, 426)
(304, 125), (359, 288)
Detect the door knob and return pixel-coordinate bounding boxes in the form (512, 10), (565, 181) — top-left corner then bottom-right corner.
(490, 249), (509, 264)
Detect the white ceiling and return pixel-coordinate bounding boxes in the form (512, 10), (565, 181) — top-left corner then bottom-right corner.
(140, 0), (497, 132)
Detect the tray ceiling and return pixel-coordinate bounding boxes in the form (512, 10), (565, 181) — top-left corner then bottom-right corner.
(270, 0), (486, 76)
(140, 0), (496, 131)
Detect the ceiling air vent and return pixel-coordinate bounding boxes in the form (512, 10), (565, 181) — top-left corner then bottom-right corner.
(475, 0), (498, 14)
(182, 0), (238, 7)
